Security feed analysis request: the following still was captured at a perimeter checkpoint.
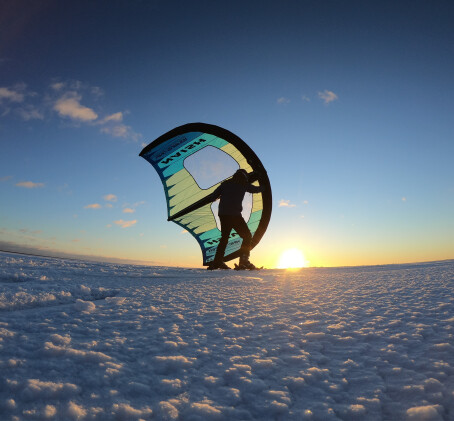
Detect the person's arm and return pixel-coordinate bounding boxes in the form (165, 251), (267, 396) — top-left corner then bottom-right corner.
(246, 170), (268, 193)
(246, 184), (264, 193)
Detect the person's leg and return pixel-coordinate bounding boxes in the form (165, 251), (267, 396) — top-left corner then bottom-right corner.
(230, 216), (252, 261)
(213, 215), (234, 263)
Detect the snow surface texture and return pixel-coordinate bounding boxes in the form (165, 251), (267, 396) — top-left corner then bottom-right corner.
(0, 252), (453, 421)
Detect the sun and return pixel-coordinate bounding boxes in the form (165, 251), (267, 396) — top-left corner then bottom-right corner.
(277, 248), (308, 269)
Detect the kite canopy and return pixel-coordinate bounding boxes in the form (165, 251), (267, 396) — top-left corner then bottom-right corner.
(140, 123), (272, 265)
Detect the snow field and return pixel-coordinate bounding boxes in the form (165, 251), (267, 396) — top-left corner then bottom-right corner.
(0, 253), (453, 420)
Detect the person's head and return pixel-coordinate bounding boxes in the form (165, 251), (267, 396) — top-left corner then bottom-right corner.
(231, 169), (249, 185)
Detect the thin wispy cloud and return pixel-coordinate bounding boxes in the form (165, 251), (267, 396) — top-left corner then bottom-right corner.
(51, 80), (103, 98)
(279, 199), (296, 208)
(318, 90), (338, 104)
(131, 201), (145, 208)
(99, 112), (123, 124)
(122, 201), (144, 214)
(19, 228), (42, 235)
(85, 194), (120, 209)
(17, 105), (44, 121)
(101, 124), (142, 142)
(1, 176), (12, 182)
(277, 97), (290, 104)
(103, 194), (117, 202)
(0, 84), (28, 117)
(114, 219), (137, 228)
(16, 181), (44, 188)
(0, 86), (25, 103)
(50, 82), (65, 91)
(302, 95), (310, 102)
(90, 86), (104, 98)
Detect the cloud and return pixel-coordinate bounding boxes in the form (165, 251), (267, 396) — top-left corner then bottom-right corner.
(17, 105), (44, 121)
(100, 112), (123, 124)
(98, 110), (142, 141)
(130, 201), (145, 208)
(90, 86), (104, 98)
(402, 197), (407, 202)
(103, 194), (117, 202)
(53, 93), (98, 122)
(279, 199), (296, 208)
(277, 97), (290, 104)
(19, 228), (42, 235)
(100, 124), (142, 142)
(0, 84), (29, 117)
(3, 79), (142, 141)
(302, 95), (310, 102)
(84, 203), (102, 209)
(50, 82), (65, 91)
(318, 90), (338, 104)
(122, 201), (145, 214)
(1, 175), (12, 182)
(16, 181), (44, 188)
(0, 84), (43, 121)
(0, 86), (25, 103)
(114, 219), (137, 228)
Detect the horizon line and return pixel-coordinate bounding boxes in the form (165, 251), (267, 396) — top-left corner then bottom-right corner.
(1, 248), (452, 271)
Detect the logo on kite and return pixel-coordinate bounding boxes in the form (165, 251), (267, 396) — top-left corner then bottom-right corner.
(139, 123), (272, 265)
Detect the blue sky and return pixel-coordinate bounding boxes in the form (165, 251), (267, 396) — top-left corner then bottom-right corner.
(1, 0), (453, 267)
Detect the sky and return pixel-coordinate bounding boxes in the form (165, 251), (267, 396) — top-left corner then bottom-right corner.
(0, 0), (453, 268)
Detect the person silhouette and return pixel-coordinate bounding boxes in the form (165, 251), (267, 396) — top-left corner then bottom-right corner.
(207, 169), (264, 270)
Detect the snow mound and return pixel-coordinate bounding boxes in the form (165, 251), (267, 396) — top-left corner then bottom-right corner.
(406, 405), (443, 421)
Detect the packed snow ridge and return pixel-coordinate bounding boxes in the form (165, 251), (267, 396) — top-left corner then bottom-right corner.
(0, 252), (453, 420)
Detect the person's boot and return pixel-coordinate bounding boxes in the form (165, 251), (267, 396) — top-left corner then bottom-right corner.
(207, 260), (231, 270)
(236, 255), (256, 270)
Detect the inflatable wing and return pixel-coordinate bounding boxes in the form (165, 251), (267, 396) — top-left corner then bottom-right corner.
(139, 123), (272, 265)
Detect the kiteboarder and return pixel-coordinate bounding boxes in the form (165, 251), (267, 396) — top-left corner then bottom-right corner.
(140, 123), (272, 269)
(207, 169), (264, 270)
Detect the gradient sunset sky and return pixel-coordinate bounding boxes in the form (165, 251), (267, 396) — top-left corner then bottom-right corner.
(1, 0), (453, 268)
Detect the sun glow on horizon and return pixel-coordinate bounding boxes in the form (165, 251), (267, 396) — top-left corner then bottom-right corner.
(277, 248), (309, 269)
